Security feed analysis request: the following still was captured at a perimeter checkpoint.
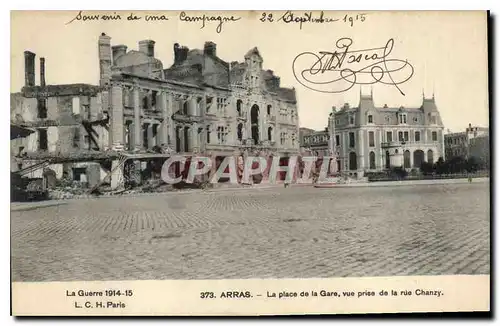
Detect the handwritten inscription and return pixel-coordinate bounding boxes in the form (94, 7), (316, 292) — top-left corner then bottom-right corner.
(65, 11), (366, 32)
(66, 11), (169, 25)
(292, 38), (414, 94)
(179, 12), (241, 33)
(259, 11), (367, 29)
(66, 11), (121, 24)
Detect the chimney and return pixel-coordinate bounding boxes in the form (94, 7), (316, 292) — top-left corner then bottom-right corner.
(98, 33), (112, 87)
(173, 43), (180, 64)
(204, 41), (216, 57)
(24, 51), (36, 87)
(40, 57), (46, 88)
(112, 45), (128, 63)
(180, 46), (189, 61)
(139, 40), (155, 57)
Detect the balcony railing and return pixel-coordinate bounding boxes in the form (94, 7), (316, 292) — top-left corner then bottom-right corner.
(381, 140), (438, 148)
(381, 141), (402, 148)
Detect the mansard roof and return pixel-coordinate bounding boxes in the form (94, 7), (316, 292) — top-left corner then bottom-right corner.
(336, 93), (439, 113)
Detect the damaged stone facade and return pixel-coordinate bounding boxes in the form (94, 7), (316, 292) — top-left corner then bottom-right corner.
(11, 33), (300, 190)
(11, 50), (108, 188)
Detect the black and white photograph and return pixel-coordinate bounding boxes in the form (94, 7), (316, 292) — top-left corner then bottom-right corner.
(10, 10), (490, 315)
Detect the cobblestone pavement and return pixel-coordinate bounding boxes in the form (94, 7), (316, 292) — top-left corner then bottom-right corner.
(11, 181), (490, 281)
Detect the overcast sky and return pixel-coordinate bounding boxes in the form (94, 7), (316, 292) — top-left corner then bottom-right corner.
(11, 11), (489, 132)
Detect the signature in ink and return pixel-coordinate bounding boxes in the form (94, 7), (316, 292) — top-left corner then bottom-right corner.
(292, 38), (414, 94)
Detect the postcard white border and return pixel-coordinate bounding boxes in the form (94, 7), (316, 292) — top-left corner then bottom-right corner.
(4, 0), (498, 323)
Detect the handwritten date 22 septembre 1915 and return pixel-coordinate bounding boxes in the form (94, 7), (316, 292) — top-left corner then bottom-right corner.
(292, 38), (414, 95)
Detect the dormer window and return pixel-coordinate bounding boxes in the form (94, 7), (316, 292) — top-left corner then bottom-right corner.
(368, 114), (373, 124)
(398, 113), (407, 124)
(349, 115), (355, 125)
(430, 113), (437, 125)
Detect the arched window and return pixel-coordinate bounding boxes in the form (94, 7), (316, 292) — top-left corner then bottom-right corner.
(369, 151), (376, 170)
(427, 149), (434, 164)
(268, 126), (273, 141)
(385, 150), (390, 168)
(413, 150), (425, 168)
(404, 150), (411, 169)
(267, 104), (272, 115)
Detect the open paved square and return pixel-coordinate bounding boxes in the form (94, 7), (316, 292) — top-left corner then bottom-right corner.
(11, 181), (490, 282)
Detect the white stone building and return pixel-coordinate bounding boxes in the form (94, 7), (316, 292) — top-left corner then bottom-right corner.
(330, 91), (446, 178)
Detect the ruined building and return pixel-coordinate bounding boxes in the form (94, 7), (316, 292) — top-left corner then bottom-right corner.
(11, 33), (300, 190)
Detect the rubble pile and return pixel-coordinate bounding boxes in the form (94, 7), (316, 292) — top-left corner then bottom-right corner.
(140, 180), (167, 193)
(49, 181), (90, 200)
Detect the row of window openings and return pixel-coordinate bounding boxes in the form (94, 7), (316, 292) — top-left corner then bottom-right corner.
(65, 129), (439, 151)
(212, 126), (295, 146)
(151, 95), (292, 123)
(235, 102), (294, 121)
(336, 115), (389, 125)
(129, 95), (275, 117)
(341, 150), (435, 171)
(447, 137), (467, 145)
(171, 98), (291, 122)
(71, 123), (161, 150)
(128, 91), (159, 111)
(173, 126), (290, 147)
(175, 127), (285, 152)
(37, 98), (92, 119)
(448, 148), (466, 157)
(236, 101), (275, 118)
(124, 91), (160, 111)
(39, 125), (295, 152)
(36, 96), (280, 121)
(335, 114), (437, 125)
(339, 130), (438, 148)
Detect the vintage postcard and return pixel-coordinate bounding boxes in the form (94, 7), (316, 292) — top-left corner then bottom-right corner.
(10, 10), (490, 316)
